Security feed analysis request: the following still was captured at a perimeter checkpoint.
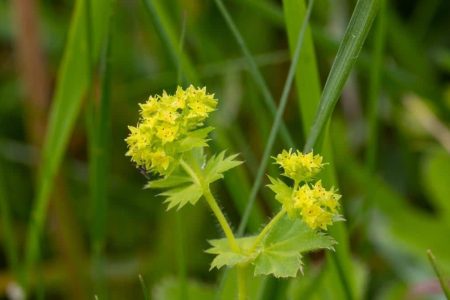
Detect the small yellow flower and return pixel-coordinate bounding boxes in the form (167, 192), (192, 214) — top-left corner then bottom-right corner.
(150, 150), (170, 173)
(156, 124), (178, 144)
(139, 97), (159, 118)
(293, 181), (340, 230)
(125, 85), (218, 175)
(274, 149), (324, 182)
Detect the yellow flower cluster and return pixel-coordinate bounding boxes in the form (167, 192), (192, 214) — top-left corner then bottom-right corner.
(272, 149), (340, 230)
(275, 149), (324, 182)
(125, 85), (217, 175)
(293, 181), (340, 230)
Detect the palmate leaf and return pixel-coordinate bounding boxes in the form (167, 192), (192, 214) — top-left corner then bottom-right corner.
(145, 175), (192, 189)
(144, 149), (241, 210)
(254, 215), (335, 278)
(267, 176), (292, 204)
(160, 183), (203, 210)
(203, 151), (243, 184)
(206, 236), (257, 270)
(267, 176), (297, 218)
(206, 215), (336, 278)
(145, 172), (200, 210)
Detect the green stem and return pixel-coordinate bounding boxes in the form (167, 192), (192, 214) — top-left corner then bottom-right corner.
(237, 265), (247, 300)
(179, 159), (239, 252)
(203, 186), (240, 253)
(180, 159), (243, 296)
(250, 208), (286, 252)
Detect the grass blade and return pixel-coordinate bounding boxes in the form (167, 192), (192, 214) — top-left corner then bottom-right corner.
(365, 0), (386, 173)
(139, 274), (150, 300)
(89, 19), (113, 298)
(141, 0), (198, 84)
(285, 0), (379, 298)
(304, 0), (379, 152)
(283, 0), (322, 134)
(237, 0), (315, 236)
(427, 249), (450, 299)
(23, 0), (112, 290)
(214, 0), (294, 148)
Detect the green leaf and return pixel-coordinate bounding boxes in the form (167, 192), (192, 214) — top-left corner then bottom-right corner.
(267, 176), (292, 205)
(254, 216), (336, 278)
(304, 0), (379, 152)
(203, 151), (243, 185)
(145, 175), (192, 189)
(206, 216), (335, 278)
(177, 127), (214, 152)
(160, 183), (203, 210)
(23, 0), (112, 289)
(206, 236), (257, 270)
(267, 176), (297, 217)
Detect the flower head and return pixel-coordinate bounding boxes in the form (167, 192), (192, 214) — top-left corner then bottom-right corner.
(293, 181), (341, 230)
(270, 149), (341, 231)
(274, 149), (324, 182)
(125, 85), (217, 176)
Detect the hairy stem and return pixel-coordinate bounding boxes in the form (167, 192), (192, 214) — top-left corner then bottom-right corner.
(250, 208), (286, 252)
(237, 265), (247, 300)
(180, 159), (244, 297)
(203, 186), (240, 253)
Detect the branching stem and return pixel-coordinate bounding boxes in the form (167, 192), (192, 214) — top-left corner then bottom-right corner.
(250, 208), (286, 253)
(203, 186), (240, 253)
(180, 158), (244, 297)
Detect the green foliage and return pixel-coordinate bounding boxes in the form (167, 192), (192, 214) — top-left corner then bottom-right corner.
(267, 176), (296, 217)
(267, 176), (292, 205)
(161, 183), (203, 210)
(207, 216), (336, 278)
(203, 151), (243, 185)
(177, 127), (214, 152)
(207, 237), (257, 269)
(254, 216), (335, 278)
(146, 151), (242, 210)
(23, 0), (112, 289)
(2, 0), (450, 298)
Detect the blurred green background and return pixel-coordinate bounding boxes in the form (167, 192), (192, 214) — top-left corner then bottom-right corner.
(1, 0), (450, 299)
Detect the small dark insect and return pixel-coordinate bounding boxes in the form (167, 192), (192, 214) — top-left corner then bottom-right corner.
(138, 166), (150, 180)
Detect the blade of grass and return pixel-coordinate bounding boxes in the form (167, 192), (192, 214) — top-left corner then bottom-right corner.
(304, 0), (379, 152)
(365, 0), (386, 174)
(0, 161), (19, 278)
(139, 274), (150, 300)
(141, 0), (198, 84)
(311, 25), (442, 102)
(214, 0), (294, 148)
(286, 0), (378, 298)
(283, 0), (322, 133)
(427, 249), (450, 299)
(237, 0), (315, 236)
(89, 18), (113, 298)
(23, 0), (112, 290)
